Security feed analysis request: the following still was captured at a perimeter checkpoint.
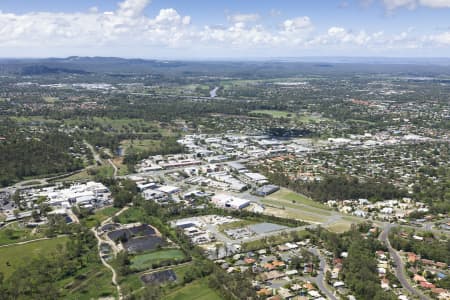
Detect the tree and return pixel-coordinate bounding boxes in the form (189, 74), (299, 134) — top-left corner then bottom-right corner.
(12, 190), (22, 210)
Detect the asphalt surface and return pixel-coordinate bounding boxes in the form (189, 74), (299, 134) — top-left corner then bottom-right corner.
(308, 247), (338, 300)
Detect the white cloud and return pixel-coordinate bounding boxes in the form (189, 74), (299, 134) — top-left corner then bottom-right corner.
(382, 0), (450, 10)
(428, 31), (450, 44)
(383, 0), (416, 11)
(227, 13), (260, 24)
(117, 0), (151, 18)
(282, 16), (313, 32)
(0, 0), (448, 57)
(419, 0), (450, 7)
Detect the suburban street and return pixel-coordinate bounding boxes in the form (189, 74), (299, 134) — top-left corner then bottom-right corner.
(308, 247), (338, 300)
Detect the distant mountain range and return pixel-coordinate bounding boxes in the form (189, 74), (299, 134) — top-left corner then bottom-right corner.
(1, 56), (450, 77)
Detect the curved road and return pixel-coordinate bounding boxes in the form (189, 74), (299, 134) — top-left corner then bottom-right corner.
(308, 247), (338, 300)
(379, 225), (430, 300)
(91, 207), (129, 300)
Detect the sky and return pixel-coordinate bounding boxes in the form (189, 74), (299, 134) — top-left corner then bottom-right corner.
(0, 0), (450, 59)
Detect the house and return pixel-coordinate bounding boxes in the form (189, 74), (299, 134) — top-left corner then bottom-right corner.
(257, 288), (273, 297)
(333, 281), (345, 288)
(261, 270), (285, 281)
(407, 253), (418, 263)
(278, 288), (294, 299)
(421, 258), (434, 266)
(244, 257), (256, 265)
(381, 278), (390, 290)
(420, 281), (435, 289)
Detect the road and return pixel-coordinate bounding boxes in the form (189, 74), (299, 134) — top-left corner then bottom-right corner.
(307, 247), (338, 300)
(108, 159), (118, 178)
(379, 224), (430, 300)
(91, 206), (129, 300)
(92, 227), (122, 300)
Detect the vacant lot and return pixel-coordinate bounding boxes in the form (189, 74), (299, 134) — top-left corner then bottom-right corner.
(261, 203), (327, 223)
(0, 237), (68, 278)
(163, 278), (222, 300)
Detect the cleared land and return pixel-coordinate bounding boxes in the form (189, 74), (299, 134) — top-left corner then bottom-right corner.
(163, 278), (222, 300)
(260, 189), (332, 223)
(324, 221), (353, 233)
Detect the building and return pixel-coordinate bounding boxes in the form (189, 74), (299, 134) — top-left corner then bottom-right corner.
(211, 194), (250, 210)
(255, 185), (280, 197)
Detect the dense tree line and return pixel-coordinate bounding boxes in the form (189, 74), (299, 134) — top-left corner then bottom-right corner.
(264, 169), (405, 201)
(343, 238), (397, 300)
(0, 131), (84, 186)
(123, 137), (185, 170)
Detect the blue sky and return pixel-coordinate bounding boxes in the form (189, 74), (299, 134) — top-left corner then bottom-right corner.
(0, 0), (449, 58)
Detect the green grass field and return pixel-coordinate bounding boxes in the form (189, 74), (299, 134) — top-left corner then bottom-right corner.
(0, 237), (68, 278)
(249, 110), (331, 123)
(0, 236), (117, 299)
(117, 207), (145, 224)
(259, 188), (336, 223)
(120, 262), (195, 293)
(131, 249), (186, 271)
(163, 278), (222, 300)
